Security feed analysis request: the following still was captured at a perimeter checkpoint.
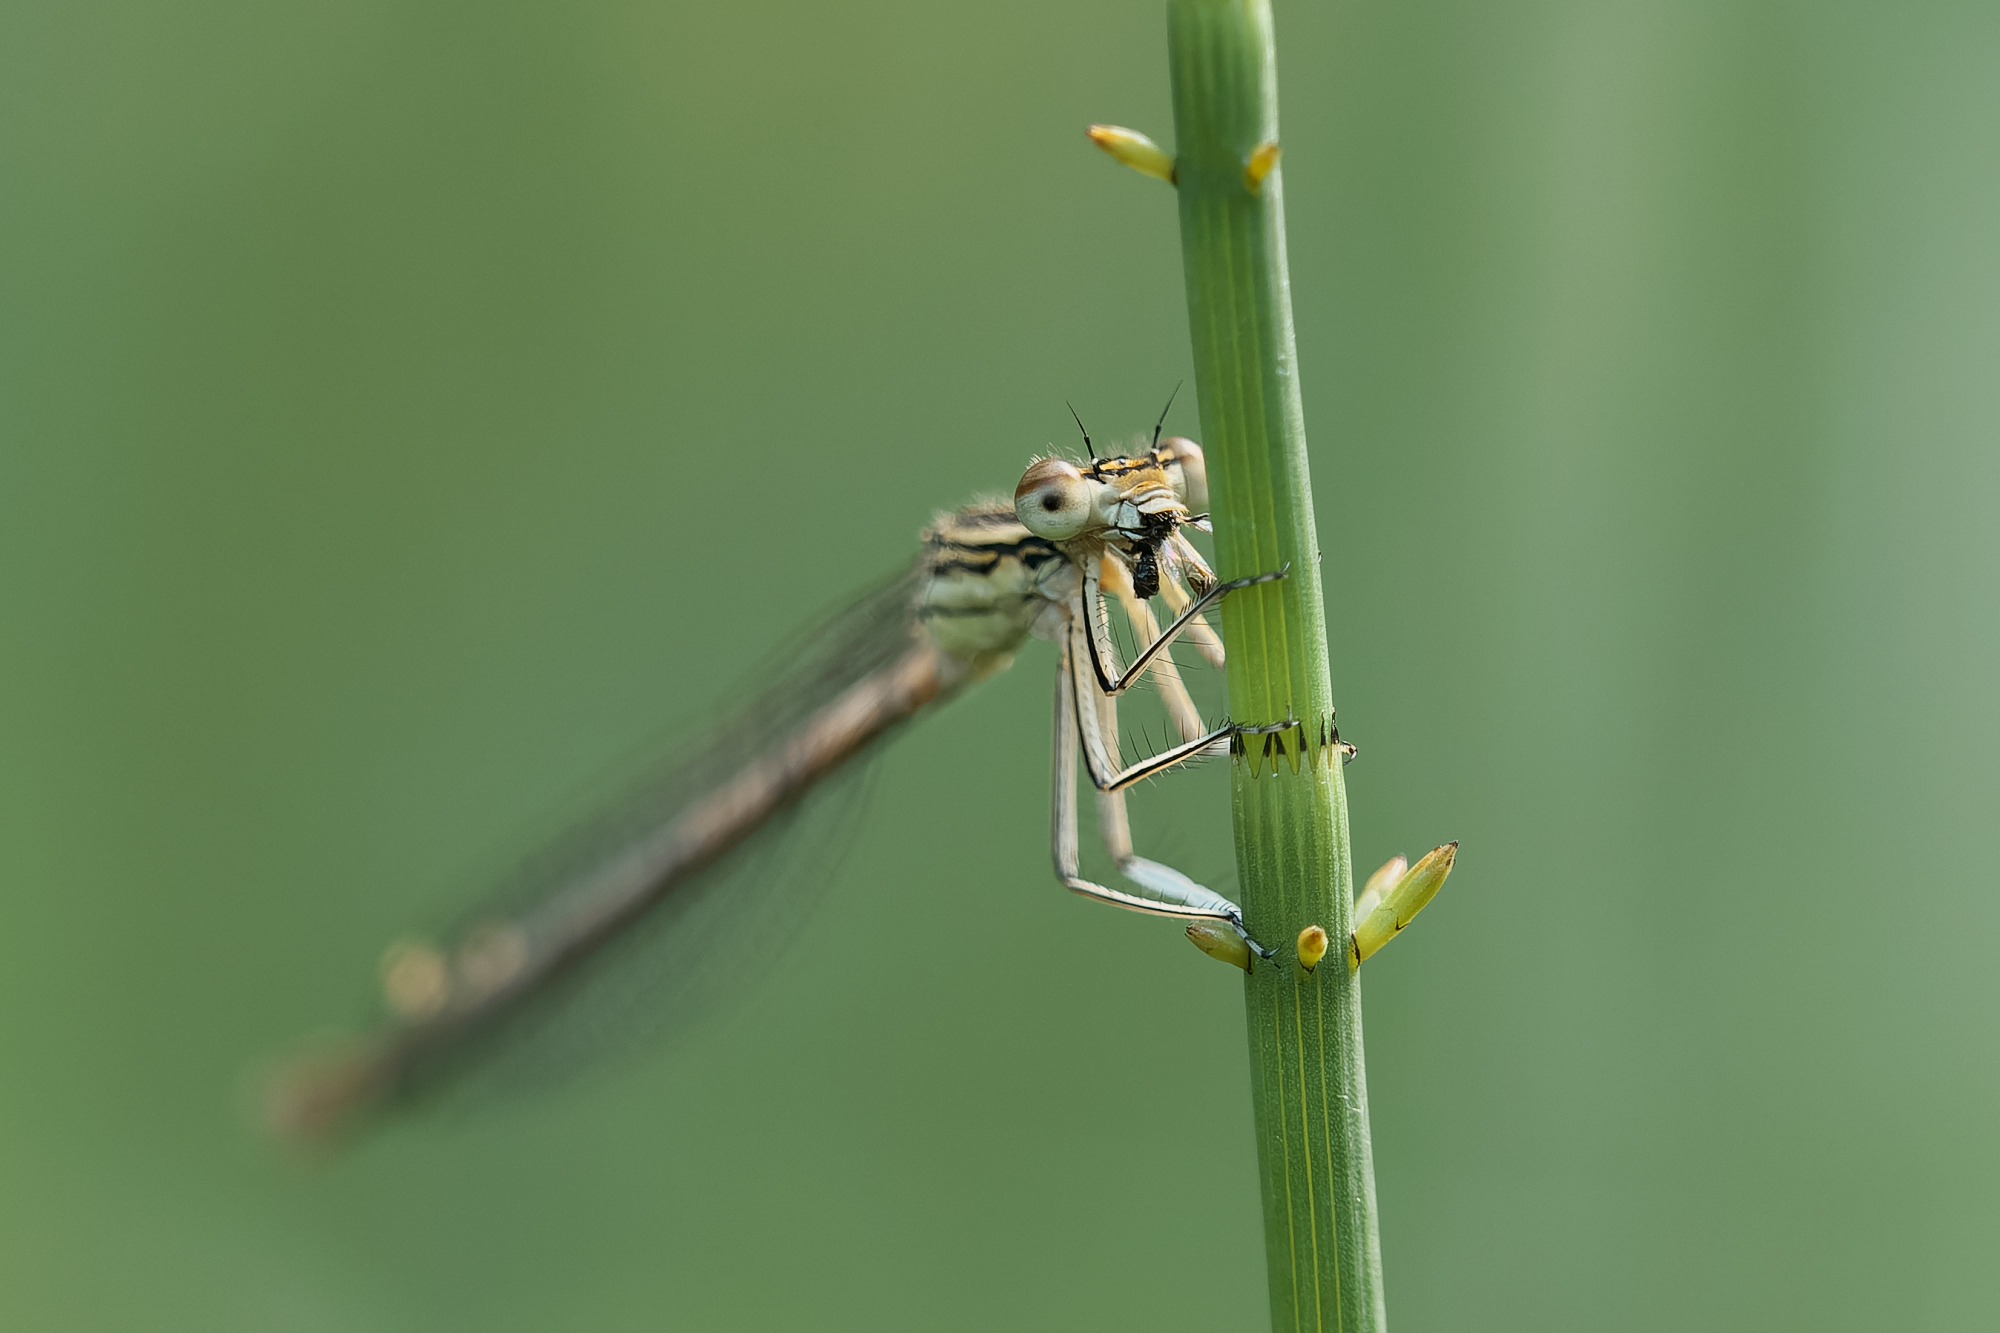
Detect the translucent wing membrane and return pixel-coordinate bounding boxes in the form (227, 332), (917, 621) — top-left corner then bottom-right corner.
(420, 760), (882, 1111)
(270, 565), (946, 1141)
(453, 565), (926, 932)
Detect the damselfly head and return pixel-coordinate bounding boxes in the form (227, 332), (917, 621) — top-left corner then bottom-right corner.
(1013, 438), (1207, 543)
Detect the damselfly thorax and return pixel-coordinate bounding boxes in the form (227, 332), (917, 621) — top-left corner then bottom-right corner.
(271, 435), (1293, 1141)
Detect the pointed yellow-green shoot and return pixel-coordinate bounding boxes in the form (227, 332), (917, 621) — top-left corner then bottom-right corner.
(1351, 843), (1458, 966)
(1086, 124), (1177, 185)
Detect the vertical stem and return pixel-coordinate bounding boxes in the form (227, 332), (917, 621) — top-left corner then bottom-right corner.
(1166, 3), (1385, 1329)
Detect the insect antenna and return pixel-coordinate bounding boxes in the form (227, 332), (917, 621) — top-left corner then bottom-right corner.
(1150, 381), (1183, 450)
(1066, 401), (1097, 460)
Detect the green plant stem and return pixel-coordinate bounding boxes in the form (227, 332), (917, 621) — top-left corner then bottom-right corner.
(1166, 3), (1384, 1329)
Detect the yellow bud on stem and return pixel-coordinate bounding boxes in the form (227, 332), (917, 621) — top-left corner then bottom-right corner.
(1087, 124), (1177, 185)
(1243, 140), (1281, 194)
(1187, 918), (1253, 972)
(1296, 924), (1329, 972)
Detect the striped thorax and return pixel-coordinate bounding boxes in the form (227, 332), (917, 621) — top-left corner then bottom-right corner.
(915, 504), (1068, 672)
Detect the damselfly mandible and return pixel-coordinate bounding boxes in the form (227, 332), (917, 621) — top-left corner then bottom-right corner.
(272, 426), (1332, 1141)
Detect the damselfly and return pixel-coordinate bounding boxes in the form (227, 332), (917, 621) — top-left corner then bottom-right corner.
(270, 423), (1319, 1141)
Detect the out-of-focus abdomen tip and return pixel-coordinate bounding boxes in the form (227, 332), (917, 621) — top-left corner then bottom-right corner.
(253, 1033), (389, 1153)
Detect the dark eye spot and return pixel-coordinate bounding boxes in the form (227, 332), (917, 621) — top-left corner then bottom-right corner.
(1041, 493), (1063, 512)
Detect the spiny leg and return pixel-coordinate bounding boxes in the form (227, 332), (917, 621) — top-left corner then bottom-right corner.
(1079, 558), (1287, 698)
(1088, 684), (1269, 952)
(1066, 605), (1236, 792)
(1051, 649), (1272, 955)
(1099, 555), (1204, 743)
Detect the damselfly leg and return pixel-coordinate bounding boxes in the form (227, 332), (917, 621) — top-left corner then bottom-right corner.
(1098, 557), (1205, 743)
(1077, 557), (1289, 698)
(1045, 549), (1290, 958)
(1051, 651), (1253, 943)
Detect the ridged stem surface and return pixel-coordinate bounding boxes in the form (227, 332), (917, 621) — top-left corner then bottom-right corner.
(1167, 3), (1384, 1328)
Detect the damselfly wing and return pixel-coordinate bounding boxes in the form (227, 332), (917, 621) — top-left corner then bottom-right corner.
(268, 435), (1297, 1142)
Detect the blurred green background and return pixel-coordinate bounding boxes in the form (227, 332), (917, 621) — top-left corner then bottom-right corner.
(4, 0), (1997, 1329)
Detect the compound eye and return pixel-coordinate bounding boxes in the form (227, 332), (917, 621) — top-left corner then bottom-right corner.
(1014, 459), (1094, 539)
(1157, 437), (1209, 512)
